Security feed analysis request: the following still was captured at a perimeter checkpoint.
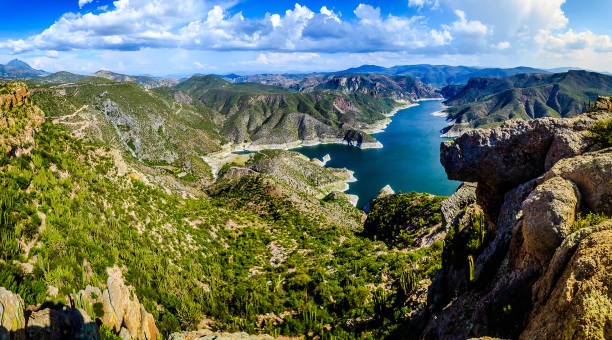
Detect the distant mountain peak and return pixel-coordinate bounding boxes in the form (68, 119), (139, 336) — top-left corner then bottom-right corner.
(7, 59), (33, 69)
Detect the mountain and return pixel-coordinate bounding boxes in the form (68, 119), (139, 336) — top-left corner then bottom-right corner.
(0, 59), (48, 79)
(441, 70), (612, 136)
(1, 77), (611, 340)
(335, 64), (549, 87)
(92, 70), (179, 89)
(291, 73), (440, 101)
(0, 80), (439, 339)
(175, 75), (400, 148)
(32, 71), (86, 84)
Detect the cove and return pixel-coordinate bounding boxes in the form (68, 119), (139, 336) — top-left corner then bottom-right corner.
(294, 100), (461, 209)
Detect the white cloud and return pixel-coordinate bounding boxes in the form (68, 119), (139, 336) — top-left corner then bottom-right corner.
(0, 2), (452, 55)
(536, 29), (612, 52)
(78, 0), (94, 9)
(408, 0), (440, 10)
(448, 10), (487, 36)
(45, 50), (60, 57)
(442, 0), (568, 42)
(253, 52), (320, 65)
(494, 41), (511, 49)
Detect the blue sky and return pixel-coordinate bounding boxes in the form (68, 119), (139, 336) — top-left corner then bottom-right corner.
(1, 0), (612, 76)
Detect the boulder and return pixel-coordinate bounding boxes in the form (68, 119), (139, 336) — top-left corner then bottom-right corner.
(521, 176), (581, 263)
(440, 112), (610, 219)
(440, 182), (477, 231)
(0, 287), (26, 340)
(521, 222), (612, 340)
(541, 148), (612, 215)
(76, 270), (159, 340)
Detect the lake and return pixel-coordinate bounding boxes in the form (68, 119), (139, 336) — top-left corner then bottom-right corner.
(294, 100), (461, 209)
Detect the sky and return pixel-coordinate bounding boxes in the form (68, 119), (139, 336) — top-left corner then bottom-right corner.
(1, 0), (612, 76)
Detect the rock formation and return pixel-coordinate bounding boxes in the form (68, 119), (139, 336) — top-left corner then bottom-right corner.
(0, 82), (44, 155)
(0, 269), (157, 340)
(424, 98), (612, 339)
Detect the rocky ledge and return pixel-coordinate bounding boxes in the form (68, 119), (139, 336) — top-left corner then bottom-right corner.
(0, 268), (158, 340)
(424, 97), (612, 339)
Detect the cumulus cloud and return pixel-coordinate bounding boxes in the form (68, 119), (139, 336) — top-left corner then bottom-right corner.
(536, 29), (612, 52)
(408, 0), (440, 10)
(442, 0), (568, 42)
(78, 0), (94, 9)
(0, 1), (452, 54)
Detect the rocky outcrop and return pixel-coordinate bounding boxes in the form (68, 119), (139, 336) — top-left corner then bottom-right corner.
(0, 287), (26, 340)
(440, 182), (477, 231)
(0, 288), (99, 340)
(0, 82), (45, 155)
(522, 221), (612, 340)
(520, 176), (581, 264)
(441, 111), (611, 221)
(426, 103), (612, 339)
(0, 269), (157, 340)
(76, 268), (159, 340)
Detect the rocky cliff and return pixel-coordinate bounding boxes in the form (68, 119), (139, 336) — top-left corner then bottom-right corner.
(0, 268), (158, 340)
(421, 97), (612, 339)
(0, 82), (44, 156)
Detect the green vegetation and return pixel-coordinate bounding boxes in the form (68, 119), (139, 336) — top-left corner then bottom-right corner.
(442, 212), (489, 274)
(0, 116), (445, 339)
(445, 71), (612, 130)
(591, 118), (612, 148)
(570, 212), (609, 233)
(364, 193), (445, 248)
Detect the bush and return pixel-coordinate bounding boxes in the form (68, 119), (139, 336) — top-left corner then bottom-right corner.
(591, 118), (612, 148)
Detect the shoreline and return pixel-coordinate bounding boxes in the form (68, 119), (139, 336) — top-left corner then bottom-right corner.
(431, 103), (450, 118)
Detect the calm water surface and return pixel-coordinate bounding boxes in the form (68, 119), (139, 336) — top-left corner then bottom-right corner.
(294, 100), (460, 209)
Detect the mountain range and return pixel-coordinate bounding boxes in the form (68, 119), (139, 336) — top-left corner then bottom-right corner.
(441, 70), (612, 136)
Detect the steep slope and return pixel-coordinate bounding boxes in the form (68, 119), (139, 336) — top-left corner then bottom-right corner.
(293, 74), (440, 101)
(28, 77), (224, 184)
(442, 70), (612, 136)
(176, 75), (397, 148)
(417, 100), (612, 339)
(92, 70), (179, 89)
(0, 81), (449, 340)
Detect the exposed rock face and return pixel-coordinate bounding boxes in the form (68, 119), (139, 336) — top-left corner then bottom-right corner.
(440, 182), (477, 231)
(76, 269), (159, 340)
(522, 221), (612, 340)
(440, 111), (611, 220)
(0, 269), (157, 340)
(427, 103), (612, 339)
(0, 287), (26, 340)
(0, 82), (45, 155)
(521, 176), (581, 263)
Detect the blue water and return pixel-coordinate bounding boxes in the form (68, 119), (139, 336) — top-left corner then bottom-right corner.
(294, 100), (460, 209)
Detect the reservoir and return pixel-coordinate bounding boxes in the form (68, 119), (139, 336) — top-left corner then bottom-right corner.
(294, 100), (460, 208)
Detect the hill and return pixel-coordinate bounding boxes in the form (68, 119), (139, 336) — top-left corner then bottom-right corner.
(291, 73), (440, 101)
(0, 81), (445, 339)
(0, 59), (48, 79)
(175, 75), (400, 148)
(92, 70), (179, 89)
(442, 70), (612, 136)
(336, 64), (549, 87)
